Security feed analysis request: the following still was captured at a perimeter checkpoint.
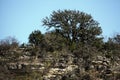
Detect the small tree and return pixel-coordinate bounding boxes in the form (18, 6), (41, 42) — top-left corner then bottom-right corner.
(28, 30), (45, 60)
(0, 37), (19, 56)
(103, 34), (120, 62)
(28, 30), (44, 46)
(114, 34), (120, 44)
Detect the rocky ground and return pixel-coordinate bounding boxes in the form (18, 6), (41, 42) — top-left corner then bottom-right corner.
(4, 55), (120, 80)
(0, 48), (120, 80)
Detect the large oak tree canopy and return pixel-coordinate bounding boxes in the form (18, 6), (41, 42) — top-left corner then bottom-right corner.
(43, 10), (102, 46)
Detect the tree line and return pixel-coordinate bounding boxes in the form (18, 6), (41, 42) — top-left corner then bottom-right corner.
(0, 9), (120, 59)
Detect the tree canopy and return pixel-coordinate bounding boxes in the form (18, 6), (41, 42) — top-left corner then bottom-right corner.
(43, 10), (103, 50)
(28, 30), (44, 46)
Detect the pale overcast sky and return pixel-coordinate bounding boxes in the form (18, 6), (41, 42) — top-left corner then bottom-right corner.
(0, 0), (120, 43)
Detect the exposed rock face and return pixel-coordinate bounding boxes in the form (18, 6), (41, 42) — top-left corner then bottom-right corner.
(43, 64), (78, 79)
(4, 50), (120, 80)
(7, 62), (45, 70)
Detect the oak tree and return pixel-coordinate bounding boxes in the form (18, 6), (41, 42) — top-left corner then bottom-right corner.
(43, 10), (103, 50)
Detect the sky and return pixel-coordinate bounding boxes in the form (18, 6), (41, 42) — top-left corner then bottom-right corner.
(0, 0), (120, 43)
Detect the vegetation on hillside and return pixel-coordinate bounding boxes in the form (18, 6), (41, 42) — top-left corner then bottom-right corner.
(0, 10), (120, 80)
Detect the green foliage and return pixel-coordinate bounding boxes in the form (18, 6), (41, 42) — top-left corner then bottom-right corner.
(28, 30), (44, 46)
(43, 9), (103, 51)
(1, 10), (120, 80)
(104, 34), (120, 52)
(44, 31), (67, 51)
(103, 34), (120, 63)
(114, 34), (120, 44)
